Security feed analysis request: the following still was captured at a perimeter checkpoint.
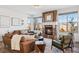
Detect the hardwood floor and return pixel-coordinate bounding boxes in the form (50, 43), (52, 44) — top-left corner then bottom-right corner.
(0, 41), (79, 53)
(0, 42), (20, 53)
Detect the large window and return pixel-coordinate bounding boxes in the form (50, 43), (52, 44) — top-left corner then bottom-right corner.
(36, 17), (42, 23)
(26, 17), (42, 30)
(35, 17), (42, 30)
(26, 17), (34, 30)
(58, 11), (78, 33)
(26, 17), (35, 24)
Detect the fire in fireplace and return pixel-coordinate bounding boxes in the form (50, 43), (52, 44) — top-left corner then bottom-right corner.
(45, 25), (53, 35)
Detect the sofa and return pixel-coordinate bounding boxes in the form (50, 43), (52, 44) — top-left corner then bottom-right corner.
(2, 30), (21, 47)
(2, 30), (35, 53)
(20, 38), (35, 53)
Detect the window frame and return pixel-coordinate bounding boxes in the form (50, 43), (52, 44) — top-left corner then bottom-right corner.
(58, 11), (78, 33)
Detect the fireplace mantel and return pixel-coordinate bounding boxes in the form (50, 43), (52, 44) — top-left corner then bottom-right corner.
(43, 22), (57, 25)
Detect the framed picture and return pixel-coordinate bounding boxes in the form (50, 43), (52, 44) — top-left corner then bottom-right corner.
(43, 11), (53, 22)
(0, 15), (11, 28)
(11, 17), (24, 26)
(42, 10), (57, 22)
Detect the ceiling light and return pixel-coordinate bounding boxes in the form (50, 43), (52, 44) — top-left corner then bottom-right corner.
(32, 5), (40, 8)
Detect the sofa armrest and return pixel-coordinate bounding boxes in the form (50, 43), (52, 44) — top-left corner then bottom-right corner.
(20, 40), (35, 53)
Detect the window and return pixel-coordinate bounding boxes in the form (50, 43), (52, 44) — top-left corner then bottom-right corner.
(34, 17), (42, 30)
(26, 17), (42, 30)
(36, 17), (42, 23)
(58, 11), (78, 33)
(26, 17), (34, 24)
(0, 16), (11, 28)
(26, 17), (35, 30)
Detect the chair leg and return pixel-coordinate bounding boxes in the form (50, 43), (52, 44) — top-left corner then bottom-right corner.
(71, 41), (74, 53)
(51, 46), (52, 50)
(62, 49), (65, 53)
(71, 47), (73, 53)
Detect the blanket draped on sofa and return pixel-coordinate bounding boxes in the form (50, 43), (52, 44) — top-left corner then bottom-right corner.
(11, 34), (35, 50)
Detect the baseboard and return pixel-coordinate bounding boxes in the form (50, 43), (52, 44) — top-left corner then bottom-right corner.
(75, 42), (79, 43)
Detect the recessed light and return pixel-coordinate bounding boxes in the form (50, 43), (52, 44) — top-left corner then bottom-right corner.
(32, 5), (40, 8)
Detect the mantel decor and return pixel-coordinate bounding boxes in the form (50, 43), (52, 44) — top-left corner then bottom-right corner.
(42, 10), (57, 22)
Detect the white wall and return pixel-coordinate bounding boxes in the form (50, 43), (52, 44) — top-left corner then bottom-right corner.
(0, 8), (28, 41)
(57, 6), (79, 42)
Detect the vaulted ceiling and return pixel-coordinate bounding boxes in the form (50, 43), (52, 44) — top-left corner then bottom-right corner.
(0, 5), (78, 17)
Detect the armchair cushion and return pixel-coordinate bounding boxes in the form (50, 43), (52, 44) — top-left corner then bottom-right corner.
(52, 40), (62, 49)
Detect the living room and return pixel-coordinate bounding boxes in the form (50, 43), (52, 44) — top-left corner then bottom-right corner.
(0, 5), (79, 53)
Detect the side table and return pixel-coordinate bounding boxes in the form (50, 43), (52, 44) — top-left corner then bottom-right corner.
(35, 44), (45, 53)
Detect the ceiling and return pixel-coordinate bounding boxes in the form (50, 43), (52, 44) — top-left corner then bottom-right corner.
(0, 5), (78, 17)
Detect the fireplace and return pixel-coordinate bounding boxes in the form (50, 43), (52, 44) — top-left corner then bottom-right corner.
(42, 10), (57, 39)
(43, 25), (57, 39)
(45, 25), (53, 35)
